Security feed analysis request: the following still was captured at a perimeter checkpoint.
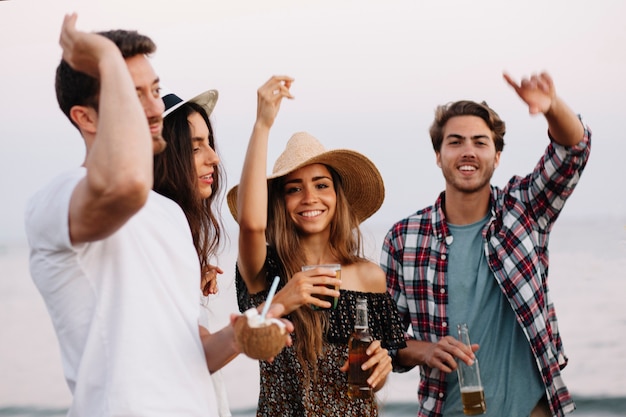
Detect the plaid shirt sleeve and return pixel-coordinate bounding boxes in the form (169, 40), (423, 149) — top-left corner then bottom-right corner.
(507, 117), (591, 233)
(486, 120), (591, 417)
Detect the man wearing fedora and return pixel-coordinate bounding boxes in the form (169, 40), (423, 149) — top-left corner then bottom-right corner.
(381, 72), (590, 417)
(24, 14), (291, 416)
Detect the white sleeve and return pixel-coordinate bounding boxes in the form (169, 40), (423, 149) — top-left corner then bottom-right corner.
(24, 168), (85, 253)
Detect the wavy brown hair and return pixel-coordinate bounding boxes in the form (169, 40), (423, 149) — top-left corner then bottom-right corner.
(429, 100), (506, 153)
(267, 165), (365, 379)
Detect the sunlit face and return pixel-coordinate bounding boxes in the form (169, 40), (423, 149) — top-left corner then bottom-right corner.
(125, 54), (166, 154)
(283, 163), (336, 236)
(189, 112), (219, 200)
(436, 115), (500, 195)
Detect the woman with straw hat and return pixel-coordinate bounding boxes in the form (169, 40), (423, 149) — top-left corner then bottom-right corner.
(228, 75), (406, 416)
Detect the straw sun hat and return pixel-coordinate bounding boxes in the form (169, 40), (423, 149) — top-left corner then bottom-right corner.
(227, 131), (385, 224)
(162, 88), (218, 118)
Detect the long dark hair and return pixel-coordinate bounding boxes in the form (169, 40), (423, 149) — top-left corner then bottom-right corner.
(153, 102), (225, 273)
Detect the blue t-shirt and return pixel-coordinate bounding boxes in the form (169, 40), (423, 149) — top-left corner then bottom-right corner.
(443, 216), (545, 417)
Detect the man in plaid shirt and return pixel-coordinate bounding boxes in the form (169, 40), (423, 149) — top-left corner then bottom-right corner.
(381, 72), (591, 417)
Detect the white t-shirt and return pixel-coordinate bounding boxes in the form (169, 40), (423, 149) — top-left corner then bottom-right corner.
(25, 167), (218, 417)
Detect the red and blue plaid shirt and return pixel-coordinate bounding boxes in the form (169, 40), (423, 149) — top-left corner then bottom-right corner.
(381, 123), (591, 417)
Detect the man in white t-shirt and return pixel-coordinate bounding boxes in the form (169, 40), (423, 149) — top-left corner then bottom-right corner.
(24, 14), (290, 417)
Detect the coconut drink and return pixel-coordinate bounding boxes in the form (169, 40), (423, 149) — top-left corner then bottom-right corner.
(234, 308), (288, 360)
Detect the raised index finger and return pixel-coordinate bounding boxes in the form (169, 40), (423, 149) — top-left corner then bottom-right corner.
(502, 72), (520, 91)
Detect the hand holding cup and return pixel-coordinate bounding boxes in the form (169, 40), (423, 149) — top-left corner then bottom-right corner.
(301, 264), (342, 310)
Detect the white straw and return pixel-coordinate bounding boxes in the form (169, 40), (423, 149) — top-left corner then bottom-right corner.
(260, 276), (280, 320)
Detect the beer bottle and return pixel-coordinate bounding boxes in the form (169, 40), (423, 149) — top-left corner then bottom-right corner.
(347, 297), (373, 399)
(457, 323), (486, 415)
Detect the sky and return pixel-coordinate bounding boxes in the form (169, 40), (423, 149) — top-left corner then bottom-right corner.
(1, 0), (625, 245)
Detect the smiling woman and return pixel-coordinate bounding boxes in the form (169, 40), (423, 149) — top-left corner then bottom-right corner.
(154, 88), (225, 295)
(225, 75), (406, 416)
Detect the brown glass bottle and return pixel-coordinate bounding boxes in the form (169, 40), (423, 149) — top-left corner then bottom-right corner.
(347, 297), (373, 399)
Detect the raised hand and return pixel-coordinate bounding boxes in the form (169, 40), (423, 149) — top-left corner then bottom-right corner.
(503, 71), (556, 115)
(59, 13), (121, 79)
(255, 75), (295, 130)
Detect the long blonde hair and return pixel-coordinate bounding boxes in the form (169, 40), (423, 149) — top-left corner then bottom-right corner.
(267, 166), (365, 377)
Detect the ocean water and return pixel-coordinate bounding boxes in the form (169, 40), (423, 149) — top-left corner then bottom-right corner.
(1, 217), (625, 417)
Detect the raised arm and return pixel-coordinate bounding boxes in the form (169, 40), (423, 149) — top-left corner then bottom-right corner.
(236, 76), (294, 293)
(503, 71), (584, 147)
(62, 14), (154, 244)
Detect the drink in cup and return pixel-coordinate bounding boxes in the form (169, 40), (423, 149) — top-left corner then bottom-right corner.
(301, 264), (340, 310)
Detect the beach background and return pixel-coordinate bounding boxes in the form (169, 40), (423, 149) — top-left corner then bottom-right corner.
(1, 0), (626, 416)
(1, 217), (625, 416)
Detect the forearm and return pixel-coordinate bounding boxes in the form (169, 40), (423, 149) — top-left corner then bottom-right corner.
(237, 123), (272, 292)
(396, 339), (431, 369)
(544, 96), (585, 147)
(88, 55), (153, 196)
(237, 122), (270, 226)
(200, 324), (240, 373)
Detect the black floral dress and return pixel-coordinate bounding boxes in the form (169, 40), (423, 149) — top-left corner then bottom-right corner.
(236, 248), (407, 417)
